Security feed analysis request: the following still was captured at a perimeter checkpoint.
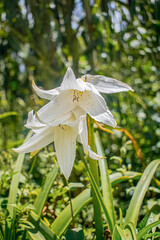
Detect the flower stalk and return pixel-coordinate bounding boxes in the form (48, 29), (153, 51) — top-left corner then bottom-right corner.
(66, 180), (75, 228)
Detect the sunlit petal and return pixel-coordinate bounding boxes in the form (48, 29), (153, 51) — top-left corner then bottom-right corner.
(12, 127), (54, 153)
(25, 110), (46, 132)
(93, 111), (117, 127)
(79, 90), (116, 126)
(85, 75), (133, 93)
(61, 67), (85, 91)
(37, 90), (75, 124)
(54, 125), (77, 179)
(32, 80), (60, 100)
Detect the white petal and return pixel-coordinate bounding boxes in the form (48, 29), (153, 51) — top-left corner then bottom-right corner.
(49, 112), (74, 127)
(93, 111), (117, 127)
(37, 90), (76, 124)
(61, 67), (85, 91)
(79, 90), (116, 126)
(79, 117), (102, 160)
(32, 80), (60, 100)
(13, 127), (54, 153)
(54, 125), (77, 179)
(25, 110), (46, 132)
(88, 146), (104, 160)
(85, 75), (133, 93)
(72, 106), (86, 119)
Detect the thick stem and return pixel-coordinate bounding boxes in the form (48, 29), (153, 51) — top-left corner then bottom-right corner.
(87, 116), (104, 239)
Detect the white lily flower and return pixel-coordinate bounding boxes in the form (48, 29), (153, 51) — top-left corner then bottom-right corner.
(13, 108), (102, 179)
(32, 67), (133, 127)
(13, 67), (133, 178)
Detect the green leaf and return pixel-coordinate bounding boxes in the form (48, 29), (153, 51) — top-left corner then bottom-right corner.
(110, 171), (142, 186)
(83, 159), (114, 233)
(143, 232), (160, 239)
(123, 159), (160, 228)
(22, 211), (58, 240)
(51, 189), (91, 237)
(5, 131), (32, 240)
(34, 165), (58, 216)
(137, 219), (160, 240)
(0, 112), (18, 120)
(126, 222), (137, 239)
(138, 204), (160, 231)
(95, 132), (116, 226)
(0, 228), (4, 240)
(88, 117), (104, 239)
(65, 229), (84, 240)
(112, 225), (133, 240)
(67, 182), (84, 191)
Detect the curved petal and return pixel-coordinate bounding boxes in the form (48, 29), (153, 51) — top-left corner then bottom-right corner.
(61, 67), (85, 91)
(37, 90), (76, 124)
(85, 75), (133, 93)
(32, 80), (60, 100)
(25, 110), (47, 132)
(79, 117), (103, 160)
(54, 125), (77, 179)
(79, 90), (116, 126)
(12, 127), (54, 154)
(93, 111), (117, 127)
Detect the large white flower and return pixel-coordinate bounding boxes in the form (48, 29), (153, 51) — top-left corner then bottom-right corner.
(13, 108), (102, 179)
(13, 67), (133, 178)
(32, 67), (133, 127)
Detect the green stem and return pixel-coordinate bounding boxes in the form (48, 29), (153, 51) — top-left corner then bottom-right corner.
(87, 116), (104, 239)
(66, 180), (75, 228)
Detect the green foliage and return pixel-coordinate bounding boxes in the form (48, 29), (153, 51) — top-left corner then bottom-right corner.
(0, 0), (160, 239)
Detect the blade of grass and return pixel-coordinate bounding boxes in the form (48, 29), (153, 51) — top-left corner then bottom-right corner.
(123, 159), (160, 228)
(94, 131), (116, 226)
(51, 189), (91, 237)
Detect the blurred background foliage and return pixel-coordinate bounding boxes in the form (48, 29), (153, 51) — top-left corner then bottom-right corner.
(0, 0), (160, 238)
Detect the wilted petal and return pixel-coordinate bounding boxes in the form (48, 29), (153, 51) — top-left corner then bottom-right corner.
(85, 75), (133, 93)
(32, 80), (60, 100)
(61, 67), (84, 91)
(54, 125), (77, 179)
(12, 127), (54, 153)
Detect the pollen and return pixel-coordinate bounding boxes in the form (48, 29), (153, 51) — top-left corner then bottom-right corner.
(73, 90), (83, 102)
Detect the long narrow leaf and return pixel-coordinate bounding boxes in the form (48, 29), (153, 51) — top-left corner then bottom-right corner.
(22, 211), (58, 240)
(83, 159), (114, 233)
(6, 131), (32, 240)
(94, 131), (116, 226)
(34, 165), (58, 216)
(51, 189), (91, 237)
(88, 117), (104, 239)
(137, 219), (160, 240)
(123, 159), (160, 228)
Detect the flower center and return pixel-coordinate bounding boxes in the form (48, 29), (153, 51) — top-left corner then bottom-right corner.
(73, 90), (83, 102)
